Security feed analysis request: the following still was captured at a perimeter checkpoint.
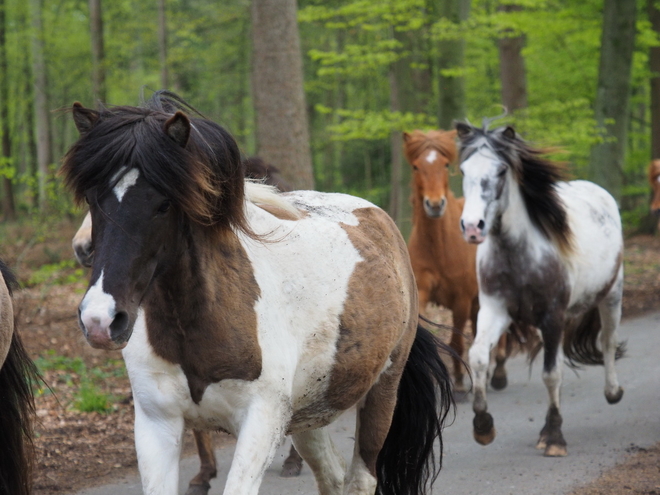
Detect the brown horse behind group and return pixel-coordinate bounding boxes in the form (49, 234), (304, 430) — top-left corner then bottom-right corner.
(649, 159), (660, 218)
(404, 129), (509, 395)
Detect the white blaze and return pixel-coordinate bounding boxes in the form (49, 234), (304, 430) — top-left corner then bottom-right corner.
(425, 150), (438, 164)
(113, 168), (140, 202)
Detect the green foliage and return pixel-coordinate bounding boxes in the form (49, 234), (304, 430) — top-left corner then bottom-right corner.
(26, 259), (85, 287)
(34, 350), (126, 414)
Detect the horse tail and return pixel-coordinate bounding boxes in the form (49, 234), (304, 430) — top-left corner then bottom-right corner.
(0, 261), (38, 495)
(563, 308), (626, 367)
(376, 324), (455, 495)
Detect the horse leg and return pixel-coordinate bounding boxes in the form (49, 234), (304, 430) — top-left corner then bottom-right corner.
(490, 334), (509, 390)
(536, 316), (567, 457)
(600, 269), (624, 404)
(280, 442), (304, 477)
(469, 300), (511, 446)
(450, 300), (470, 400)
(290, 428), (345, 495)
(223, 397), (288, 495)
(185, 430), (217, 495)
(133, 398), (185, 495)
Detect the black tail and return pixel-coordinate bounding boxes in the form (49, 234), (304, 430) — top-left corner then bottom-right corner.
(563, 308), (626, 367)
(0, 261), (38, 495)
(376, 324), (455, 495)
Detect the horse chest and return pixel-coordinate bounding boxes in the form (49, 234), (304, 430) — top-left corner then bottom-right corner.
(479, 241), (569, 325)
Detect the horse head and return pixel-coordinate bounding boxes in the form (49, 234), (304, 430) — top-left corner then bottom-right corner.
(649, 159), (660, 217)
(455, 121), (569, 251)
(62, 93), (246, 350)
(403, 130), (457, 219)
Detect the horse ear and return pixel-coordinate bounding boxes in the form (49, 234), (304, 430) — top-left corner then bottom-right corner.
(403, 132), (411, 142)
(502, 126), (516, 140)
(164, 111), (191, 148)
(455, 122), (472, 140)
(72, 102), (99, 136)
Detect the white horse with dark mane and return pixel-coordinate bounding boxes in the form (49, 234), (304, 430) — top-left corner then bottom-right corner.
(456, 121), (625, 457)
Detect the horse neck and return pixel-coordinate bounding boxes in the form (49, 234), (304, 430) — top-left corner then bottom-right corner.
(496, 176), (539, 248)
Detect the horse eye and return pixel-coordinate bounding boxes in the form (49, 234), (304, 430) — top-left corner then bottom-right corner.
(413, 165), (419, 172)
(157, 200), (171, 214)
(497, 168), (507, 177)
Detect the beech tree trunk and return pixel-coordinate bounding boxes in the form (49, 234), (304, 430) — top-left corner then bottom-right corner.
(498, 4), (528, 113)
(251, 0), (314, 190)
(89, 0), (106, 104)
(30, 0), (51, 210)
(437, 0), (470, 129)
(158, 0), (168, 89)
(0, 0), (15, 220)
(649, 0), (660, 160)
(588, 0), (637, 203)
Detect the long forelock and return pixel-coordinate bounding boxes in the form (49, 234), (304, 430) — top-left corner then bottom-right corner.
(62, 102), (248, 236)
(459, 125), (573, 254)
(404, 130), (457, 165)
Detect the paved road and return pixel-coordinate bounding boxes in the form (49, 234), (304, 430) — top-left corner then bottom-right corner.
(76, 311), (660, 495)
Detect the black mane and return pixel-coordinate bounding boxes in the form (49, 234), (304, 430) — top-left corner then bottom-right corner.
(456, 122), (572, 253)
(62, 91), (248, 235)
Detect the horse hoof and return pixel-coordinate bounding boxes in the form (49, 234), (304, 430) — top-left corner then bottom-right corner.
(536, 437), (547, 450)
(544, 444), (568, 457)
(473, 412), (495, 445)
(280, 458), (303, 478)
(185, 482), (211, 495)
(490, 374), (508, 391)
(605, 387), (624, 404)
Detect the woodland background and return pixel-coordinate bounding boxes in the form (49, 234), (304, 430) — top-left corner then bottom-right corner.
(0, 0), (656, 238)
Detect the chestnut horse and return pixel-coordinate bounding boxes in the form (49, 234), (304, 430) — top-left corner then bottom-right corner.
(0, 260), (38, 495)
(649, 159), (660, 218)
(404, 130), (509, 394)
(63, 91), (454, 495)
(71, 156), (303, 492)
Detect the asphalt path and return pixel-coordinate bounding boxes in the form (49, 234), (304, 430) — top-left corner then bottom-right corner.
(76, 311), (660, 495)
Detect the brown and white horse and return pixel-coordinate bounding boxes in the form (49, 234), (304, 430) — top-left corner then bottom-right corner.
(71, 155), (303, 493)
(649, 159), (660, 220)
(62, 91), (454, 495)
(457, 121), (625, 457)
(0, 260), (38, 495)
(403, 129), (509, 395)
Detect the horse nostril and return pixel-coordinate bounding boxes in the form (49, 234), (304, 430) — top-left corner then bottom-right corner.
(477, 220), (485, 230)
(460, 219), (466, 232)
(109, 311), (129, 341)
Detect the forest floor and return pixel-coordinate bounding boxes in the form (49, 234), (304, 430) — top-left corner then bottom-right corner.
(1, 218), (659, 494)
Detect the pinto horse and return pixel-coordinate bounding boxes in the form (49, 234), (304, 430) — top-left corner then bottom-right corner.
(0, 260), (38, 495)
(71, 156), (303, 492)
(456, 121), (625, 457)
(649, 159), (660, 218)
(62, 92), (454, 495)
(403, 130), (511, 395)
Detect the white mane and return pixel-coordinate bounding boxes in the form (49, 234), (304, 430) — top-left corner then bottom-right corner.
(244, 180), (302, 219)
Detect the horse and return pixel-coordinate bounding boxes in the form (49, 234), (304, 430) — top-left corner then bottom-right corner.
(403, 130), (511, 396)
(455, 120), (625, 457)
(0, 259), (38, 495)
(649, 159), (660, 218)
(71, 155), (303, 492)
(62, 91), (454, 495)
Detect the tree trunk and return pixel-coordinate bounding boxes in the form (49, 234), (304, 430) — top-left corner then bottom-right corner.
(388, 67), (403, 224)
(30, 0), (51, 211)
(498, 3), (527, 113)
(649, 0), (660, 160)
(89, 0), (106, 104)
(251, 0), (314, 190)
(0, 0), (15, 220)
(158, 0), (168, 89)
(437, 0), (470, 129)
(588, 0), (637, 203)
